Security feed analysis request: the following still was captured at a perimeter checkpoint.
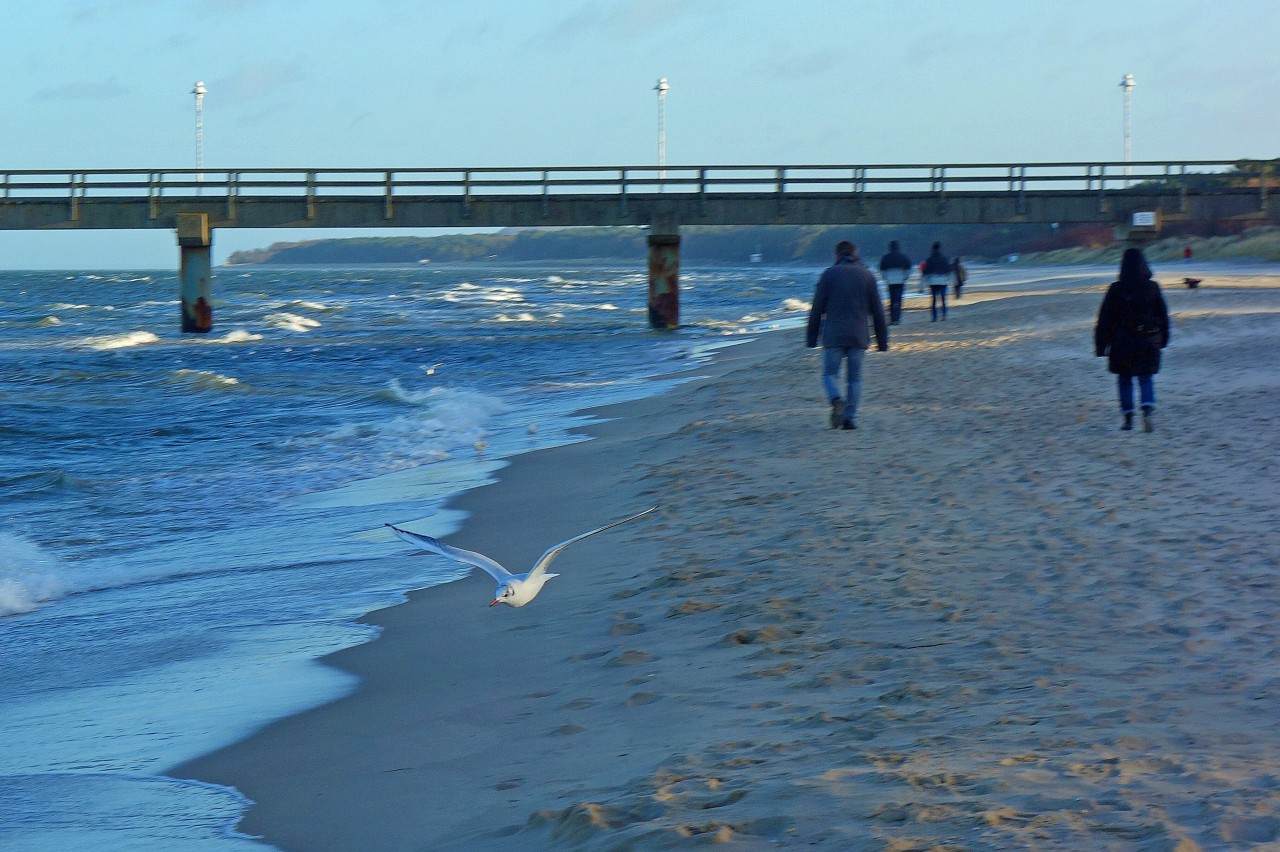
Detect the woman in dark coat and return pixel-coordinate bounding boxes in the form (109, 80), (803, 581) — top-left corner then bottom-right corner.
(1094, 247), (1170, 431)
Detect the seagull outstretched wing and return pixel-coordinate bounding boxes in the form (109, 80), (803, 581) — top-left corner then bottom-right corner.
(528, 507), (657, 581)
(386, 524), (514, 583)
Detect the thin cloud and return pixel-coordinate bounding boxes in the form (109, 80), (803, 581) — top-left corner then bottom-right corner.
(210, 61), (307, 104)
(751, 49), (845, 81)
(540, 0), (726, 44)
(35, 78), (129, 101)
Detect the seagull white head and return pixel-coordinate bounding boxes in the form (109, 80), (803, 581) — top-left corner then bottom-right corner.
(387, 507), (656, 608)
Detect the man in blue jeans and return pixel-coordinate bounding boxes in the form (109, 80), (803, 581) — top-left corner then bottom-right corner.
(806, 241), (889, 430)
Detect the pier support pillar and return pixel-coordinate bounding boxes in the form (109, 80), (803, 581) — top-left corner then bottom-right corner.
(177, 213), (213, 333)
(647, 218), (680, 329)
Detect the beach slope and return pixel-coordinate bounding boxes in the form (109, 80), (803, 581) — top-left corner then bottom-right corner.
(173, 273), (1280, 850)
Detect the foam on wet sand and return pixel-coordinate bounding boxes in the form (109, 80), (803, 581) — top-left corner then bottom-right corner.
(171, 272), (1280, 850)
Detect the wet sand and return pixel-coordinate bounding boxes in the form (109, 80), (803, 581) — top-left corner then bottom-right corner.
(172, 270), (1280, 850)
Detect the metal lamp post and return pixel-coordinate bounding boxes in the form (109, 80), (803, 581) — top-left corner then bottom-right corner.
(654, 77), (669, 181)
(192, 81), (207, 186)
(1119, 73), (1134, 180)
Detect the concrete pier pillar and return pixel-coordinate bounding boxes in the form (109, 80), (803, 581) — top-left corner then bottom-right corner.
(177, 213), (213, 333)
(646, 219), (680, 329)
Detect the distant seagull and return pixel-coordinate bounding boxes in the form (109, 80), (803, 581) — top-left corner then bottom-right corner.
(386, 507), (656, 607)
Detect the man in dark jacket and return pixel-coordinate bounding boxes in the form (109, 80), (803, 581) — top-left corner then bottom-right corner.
(806, 241), (889, 430)
(878, 240), (912, 325)
(922, 242), (951, 321)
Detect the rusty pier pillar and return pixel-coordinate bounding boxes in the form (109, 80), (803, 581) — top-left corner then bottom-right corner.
(177, 212), (213, 333)
(646, 216), (680, 329)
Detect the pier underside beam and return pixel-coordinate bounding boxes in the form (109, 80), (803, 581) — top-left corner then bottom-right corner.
(647, 219), (680, 330)
(177, 213), (213, 333)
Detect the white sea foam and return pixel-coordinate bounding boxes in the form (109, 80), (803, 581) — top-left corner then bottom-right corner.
(83, 331), (160, 351)
(337, 383), (509, 465)
(266, 312), (322, 332)
(0, 533), (70, 616)
(283, 299), (342, 312)
(37, 316), (62, 326)
(171, 369), (241, 389)
(782, 298), (811, 312)
(492, 312), (538, 323)
(218, 330), (263, 343)
(482, 287), (525, 303)
(213, 329), (264, 343)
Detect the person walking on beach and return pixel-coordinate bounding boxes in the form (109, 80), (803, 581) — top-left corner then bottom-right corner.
(806, 240), (889, 430)
(922, 242), (951, 321)
(952, 255), (968, 299)
(1094, 247), (1170, 432)
(879, 240), (912, 325)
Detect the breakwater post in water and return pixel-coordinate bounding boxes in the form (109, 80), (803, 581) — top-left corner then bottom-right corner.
(647, 215), (680, 329)
(177, 212), (213, 333)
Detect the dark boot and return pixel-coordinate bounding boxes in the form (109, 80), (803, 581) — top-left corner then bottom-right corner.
(830, 398), (843, 429)
(1122, 412), (1134, 431)
(1141, 406), (1154, 433)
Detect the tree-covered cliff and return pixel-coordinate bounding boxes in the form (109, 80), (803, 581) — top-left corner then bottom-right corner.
(225, 224), (1117, 266)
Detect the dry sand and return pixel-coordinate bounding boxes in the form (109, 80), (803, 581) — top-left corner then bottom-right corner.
(172, 270), (1280, 850)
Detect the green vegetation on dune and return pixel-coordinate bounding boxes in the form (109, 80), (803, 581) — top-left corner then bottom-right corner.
(1018, 226), (1280, 265)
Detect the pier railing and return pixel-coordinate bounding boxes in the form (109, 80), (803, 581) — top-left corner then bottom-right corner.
(0, 159), (1271, 205)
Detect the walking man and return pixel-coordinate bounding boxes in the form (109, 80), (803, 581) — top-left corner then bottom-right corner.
(806, 241), (889, 430)
(879, 240), (912, 325)
(922, 241), (951, 321)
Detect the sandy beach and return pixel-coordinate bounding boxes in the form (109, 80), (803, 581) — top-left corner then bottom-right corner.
(172, 269), (1280, 850)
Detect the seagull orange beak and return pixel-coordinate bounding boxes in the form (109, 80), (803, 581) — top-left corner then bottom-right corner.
(488, 599), (501, 607)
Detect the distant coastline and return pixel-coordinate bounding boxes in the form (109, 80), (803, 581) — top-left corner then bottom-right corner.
(225, 224), (1280, 267)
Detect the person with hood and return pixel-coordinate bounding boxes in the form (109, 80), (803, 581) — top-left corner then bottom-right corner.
(922, 242), (951, 321)
(1094, 247), (1171, 432)
(878, 240), (913, 325)
(806, 240), (889, 430)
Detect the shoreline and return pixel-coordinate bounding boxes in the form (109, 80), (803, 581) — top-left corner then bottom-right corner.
(172, 272), (1280, 849)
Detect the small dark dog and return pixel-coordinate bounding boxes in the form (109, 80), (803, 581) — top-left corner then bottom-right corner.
(1184, 277), (1201, 289)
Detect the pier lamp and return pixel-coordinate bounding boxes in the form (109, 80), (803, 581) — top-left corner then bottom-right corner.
(192, 81), (207, 186)
(1119, 73), (1134, 180)
(654, 77), (669, 181)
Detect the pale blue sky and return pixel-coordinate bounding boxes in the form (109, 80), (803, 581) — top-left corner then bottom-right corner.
(2, 0), (1277, 268)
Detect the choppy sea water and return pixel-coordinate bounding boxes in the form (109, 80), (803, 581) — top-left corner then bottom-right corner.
(0, 262), (825, 850)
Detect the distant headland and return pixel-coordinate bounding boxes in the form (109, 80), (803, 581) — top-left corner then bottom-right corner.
(224, 224), (1280, 267)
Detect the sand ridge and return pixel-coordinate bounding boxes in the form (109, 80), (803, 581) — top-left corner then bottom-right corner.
(173, 273), (1280, 850)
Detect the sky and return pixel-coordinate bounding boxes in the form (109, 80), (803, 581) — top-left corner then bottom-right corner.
(1, 0), (1277, 269)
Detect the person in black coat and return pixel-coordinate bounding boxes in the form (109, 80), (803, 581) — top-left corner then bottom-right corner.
(1094, 247), (1170, 432)
(922, 242), (951, 321)
(878, 240), (912, 325)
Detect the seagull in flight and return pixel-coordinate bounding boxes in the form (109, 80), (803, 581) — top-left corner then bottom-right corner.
(386, 507), (656, 607)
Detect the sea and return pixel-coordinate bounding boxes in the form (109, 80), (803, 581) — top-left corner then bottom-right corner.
(0, 261), (834, 850)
